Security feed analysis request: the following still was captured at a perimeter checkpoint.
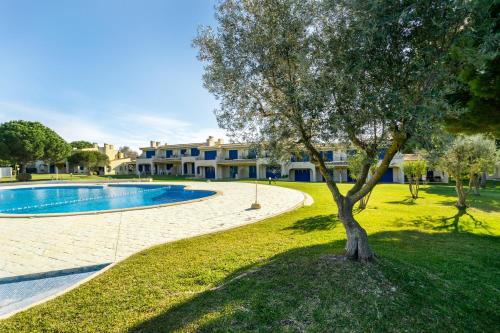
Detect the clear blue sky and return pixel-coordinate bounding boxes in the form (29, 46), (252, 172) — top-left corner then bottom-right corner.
(0, 0), (225, 150)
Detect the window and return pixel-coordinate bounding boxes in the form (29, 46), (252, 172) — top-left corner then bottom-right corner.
(204, 150), (217, 160)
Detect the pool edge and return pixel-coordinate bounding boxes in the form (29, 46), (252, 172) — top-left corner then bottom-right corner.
(0, 182), (221, 218)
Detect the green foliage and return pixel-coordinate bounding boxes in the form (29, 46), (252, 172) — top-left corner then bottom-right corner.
(440, 134), (498, 207)
(403, 160), (427, 181)
(68, 150), (109, 173)
(0, 120), (71, 169)
(347, 152), (378, 181)
(70, 141), (95, 149)
(403, 160), (427, 199)
(440, 135), (497, 180)
(16, 173), (32, 181)
(195, 0), (467, 201)
(445, 0), (500, 137)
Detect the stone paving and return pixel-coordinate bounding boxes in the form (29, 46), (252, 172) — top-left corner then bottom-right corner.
(0, 182), (307, 279)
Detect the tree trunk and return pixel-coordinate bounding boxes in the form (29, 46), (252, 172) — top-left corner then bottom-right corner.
(357, 188), (372, 210)
(455, 179), (467, 209)
(469, 174), (480, 196)
(414, 177), (420, 199)
(338, 198), (375, 261)
(480, 168), (487, 189)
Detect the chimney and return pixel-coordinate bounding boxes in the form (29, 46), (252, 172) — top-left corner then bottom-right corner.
(150, 140), (156, 148)
(156, 141), (161, 147)
(206, 136), (215, 146)
(217, 138), (224, 145)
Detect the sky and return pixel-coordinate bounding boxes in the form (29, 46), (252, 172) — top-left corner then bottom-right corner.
(0, 0), (226, 150)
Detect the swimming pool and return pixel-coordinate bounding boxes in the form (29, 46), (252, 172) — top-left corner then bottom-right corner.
(0, 184), (216, 215)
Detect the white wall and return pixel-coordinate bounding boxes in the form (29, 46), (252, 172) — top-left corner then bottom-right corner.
(0, 167), (12, 178)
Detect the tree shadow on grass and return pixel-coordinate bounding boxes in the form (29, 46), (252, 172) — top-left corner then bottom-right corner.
(386, 197), (417, 205)
(128, 231), (500, 333)
(394, 208), (492, 234)
(423, 185), (500, 213)
(282, 214), (339, 233)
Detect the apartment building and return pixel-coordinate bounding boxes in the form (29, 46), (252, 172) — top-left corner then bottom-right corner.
(136, 136), (437, 183)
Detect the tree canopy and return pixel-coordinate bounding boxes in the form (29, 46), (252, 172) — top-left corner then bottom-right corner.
(445, 0), (500, 137)
(439, 134), (498, 208)
(70, 140), (95, 149)
(195, 0), (467, 261)
(0, 120), (72, 172)
(68, 150), (109, 174)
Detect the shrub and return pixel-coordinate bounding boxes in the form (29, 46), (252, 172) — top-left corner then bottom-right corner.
(16, 173), (32, 181)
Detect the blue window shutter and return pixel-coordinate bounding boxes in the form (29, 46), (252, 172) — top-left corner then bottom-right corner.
(205, 150), (217, 160)
(229, 150), (238, 160)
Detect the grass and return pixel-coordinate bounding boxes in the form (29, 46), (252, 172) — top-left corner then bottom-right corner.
(0, 181), (499, 332)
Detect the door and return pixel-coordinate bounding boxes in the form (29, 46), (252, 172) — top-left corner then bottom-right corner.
(295, 169), (311, 182)
(249, 166), (256, 178)
(205, 167), (215, 179)
(380, 168), (393, 183)
(230, 166), (238, 178)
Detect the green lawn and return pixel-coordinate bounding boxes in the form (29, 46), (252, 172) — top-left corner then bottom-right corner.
(0, 182), (499, 332)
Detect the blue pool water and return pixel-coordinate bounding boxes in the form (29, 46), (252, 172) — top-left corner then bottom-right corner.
(0, 184), (215, 215)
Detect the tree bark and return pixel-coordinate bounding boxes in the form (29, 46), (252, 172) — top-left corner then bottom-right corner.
(469, 174), (480, 196)
(455, 179), (467, 209)
(337, 198), (375, 261)
(480, 168), (487, 188)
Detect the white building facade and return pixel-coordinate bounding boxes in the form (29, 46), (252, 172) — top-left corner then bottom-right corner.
(136, 136), (445, 184)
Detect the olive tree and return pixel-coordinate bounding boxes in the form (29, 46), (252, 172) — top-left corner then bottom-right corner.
(439, 135), (497, 209)
(195, 0), (467, 261)
(403, 160), (427, 199)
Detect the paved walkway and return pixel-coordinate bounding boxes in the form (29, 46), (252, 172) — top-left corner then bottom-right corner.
(0, 182), (307, 278)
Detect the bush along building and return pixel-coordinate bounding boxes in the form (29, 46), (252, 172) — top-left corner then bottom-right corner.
(136, 136), (448, 183)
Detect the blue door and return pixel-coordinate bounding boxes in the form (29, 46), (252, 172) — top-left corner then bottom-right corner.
(205, 150), (217, 160)
(295, 169), (311, 182)
(146, 151), (155, 158)
(50, 165), (55, 173)
(266, 166), (280, 179)
(249, 166), (256, 178)
(230, 166), (238, 178)
(229, 150), (238, 160)
(165, 150), (173, 158)
(183, 163), (188, 174)
(326, 151), (334, 161)
(191, 164), (195, 174)
(379, 168), (393, 183)
(205, 167), (215, 179)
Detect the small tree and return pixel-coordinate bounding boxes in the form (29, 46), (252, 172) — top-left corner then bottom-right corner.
(347, 152), (377, 209)
(68, 151), (109, 175)
(439, 135), (497, 209)
(0, 120), (71, 173)
(403, 160), (427, 199)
